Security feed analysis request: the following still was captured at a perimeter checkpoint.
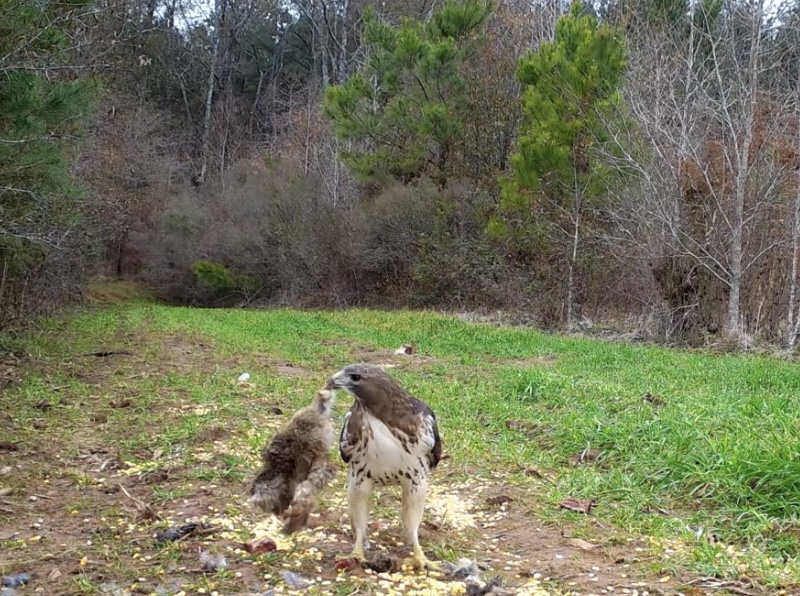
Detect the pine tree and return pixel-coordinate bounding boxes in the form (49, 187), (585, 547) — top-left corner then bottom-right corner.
(322, 0), (492, 188)
(489, 1), (626, 327)
(0, 0), (98, 325)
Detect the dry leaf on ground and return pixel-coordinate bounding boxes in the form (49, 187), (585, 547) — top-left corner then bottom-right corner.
(560, 498), (596, 514)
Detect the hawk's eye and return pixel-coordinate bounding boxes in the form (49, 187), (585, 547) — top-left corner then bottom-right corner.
(350, 373), (362, 382)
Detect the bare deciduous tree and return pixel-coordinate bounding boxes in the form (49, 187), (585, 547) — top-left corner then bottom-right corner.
(612, 0), (793, 343)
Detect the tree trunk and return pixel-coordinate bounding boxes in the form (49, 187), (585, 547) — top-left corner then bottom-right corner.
(249, 69), (266, 134)
(567, 176), (582, 330)
(198, 0), (226, 186)
(320, 40), (330, 87)
(788, 192), (800, 348)
(337, 0), (349, 82)
(788, 77), (800, 350)
(725, 0), (762, 342)
(146, 0), (157, 28)
(179, 76), (192, 125)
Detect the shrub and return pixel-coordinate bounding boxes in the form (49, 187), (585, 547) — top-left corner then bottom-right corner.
(191, 260), (239, 296)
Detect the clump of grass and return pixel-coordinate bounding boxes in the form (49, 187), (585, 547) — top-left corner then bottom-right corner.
(85, 277), (155, 304)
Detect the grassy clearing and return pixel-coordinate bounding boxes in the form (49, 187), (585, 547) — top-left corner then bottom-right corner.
(2, 300), (800, 593)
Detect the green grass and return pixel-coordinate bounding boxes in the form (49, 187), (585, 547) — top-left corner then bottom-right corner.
(5, 301), (800, 588)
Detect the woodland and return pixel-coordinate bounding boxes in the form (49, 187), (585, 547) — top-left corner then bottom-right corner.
(3, 0), (800, 347)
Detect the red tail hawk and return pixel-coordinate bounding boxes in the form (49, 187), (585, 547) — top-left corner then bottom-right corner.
(326, 364), (442, 570)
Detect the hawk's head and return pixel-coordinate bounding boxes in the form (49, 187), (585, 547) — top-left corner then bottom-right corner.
(325, 364), (397, 406)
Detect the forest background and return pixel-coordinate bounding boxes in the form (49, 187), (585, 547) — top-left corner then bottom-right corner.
(4, 0), (800, 348)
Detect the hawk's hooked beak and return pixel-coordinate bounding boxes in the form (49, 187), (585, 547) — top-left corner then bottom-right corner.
(325, 371), (343, 390)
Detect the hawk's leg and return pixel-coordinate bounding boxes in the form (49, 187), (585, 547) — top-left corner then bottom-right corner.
(339, 476), (370, 563)
(401, 479), (440, 571)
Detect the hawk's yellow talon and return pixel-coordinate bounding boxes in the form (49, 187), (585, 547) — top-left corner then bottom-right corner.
(404, 547), (440, 572)
(336, 548), (366, 564)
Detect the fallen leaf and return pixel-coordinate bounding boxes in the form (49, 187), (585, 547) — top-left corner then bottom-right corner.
(521, 466), (545, 479)
(111, 399), (132, 409)
(560, 498), (596, 514)
(567, 538), (598, 551)
(48, 568), (62, 581)
(0, 466), (12, 476)
(569, 448), (601, 465)
(423, 519), (442, 531)
(243, 536), (276, 555)
(0, 487), (12, 496)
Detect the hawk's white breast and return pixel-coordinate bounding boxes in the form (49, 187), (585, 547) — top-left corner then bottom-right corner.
(351, 411), (430, 486)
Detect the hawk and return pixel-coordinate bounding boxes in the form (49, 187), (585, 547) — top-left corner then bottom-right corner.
(326, 363), (442, 570)
(248, 389), (337, 533)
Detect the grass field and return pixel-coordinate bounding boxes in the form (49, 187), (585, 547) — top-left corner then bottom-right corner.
(2, 297), (800, 595)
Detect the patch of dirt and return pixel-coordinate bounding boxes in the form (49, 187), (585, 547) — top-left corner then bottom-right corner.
(493, 516), (658, 594)
(319, 338), (367, 347)
(469, 485), (732, 596)
(156, 333), (229, 374)
(275, 362), (313, 377)
(194, 424), (231, 443)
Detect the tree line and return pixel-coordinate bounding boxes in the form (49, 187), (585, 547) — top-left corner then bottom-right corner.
(2, 0), (800, 347)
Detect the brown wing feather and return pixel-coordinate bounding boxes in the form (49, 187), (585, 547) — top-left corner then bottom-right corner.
(339, 406), (365, 464)
(428, 409), (442, 469)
